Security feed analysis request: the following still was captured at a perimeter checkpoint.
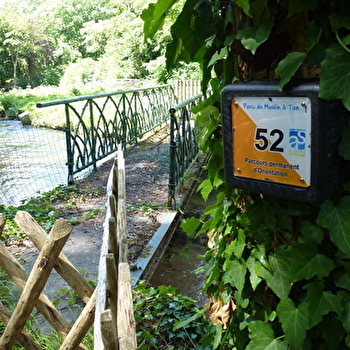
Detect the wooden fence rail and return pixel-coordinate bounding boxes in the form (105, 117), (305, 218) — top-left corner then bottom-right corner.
(0, 147), (136, 349)
(94, 146), (136, 349)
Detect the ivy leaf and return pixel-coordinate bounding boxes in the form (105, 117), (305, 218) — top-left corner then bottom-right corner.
(286, 243), (335, 281)
(317, 196), (350, 257)
(180, 217), (200, 236)
(237, 20), (273, 54)
(338, 124), (350, 160)
(300, 220), (324, 244)
(223, 259), (247, 295)
(287, 0), (318, 17)
(319, 44), (350, 111)
(276, 52), (307, 90)
(339, 291), (350, 332)
(197, 178), (213, 201)
(277, 298), (309, 350)
(304, 281), (342, 328)
(319, 315), (346, 350)
(246, 256), (262, 290)
(255, 250), (293, 299)
(246, 321), (287, 350)
(235, 0), (252, 17)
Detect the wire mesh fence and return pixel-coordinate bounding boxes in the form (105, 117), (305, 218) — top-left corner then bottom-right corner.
(0, 81), (202, 207)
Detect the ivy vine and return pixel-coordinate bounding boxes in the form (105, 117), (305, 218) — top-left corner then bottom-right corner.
(143, 0), (350, 349)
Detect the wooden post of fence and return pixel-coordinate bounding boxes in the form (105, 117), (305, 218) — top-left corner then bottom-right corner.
(94, 147), (136, 349)
(58, 289), (97, 350)
(0, 218), (72, 350)
(15, 211), (94, 303)
(0, 301), (41, 350)
(0, 241), (73, 339)
(117, 262), (137, 349)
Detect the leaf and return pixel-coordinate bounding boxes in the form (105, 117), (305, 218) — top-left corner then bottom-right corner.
(141, 0), (177, 40)
(197, 178), (213, 201)
(237, 20), (273, 54)
(246, 321), (287, 350)
(317, 196), (350, 257)
(286, 243), (335, 281)
(339, 291), (350, 332)
(224, 229), (246, 259)
(287, 0), (318, 17)
(173, 308), (206, 330)
(255, 250), (293, 299)
(277, 298), (309, 350)
(235, 0), (252, 17)
(304, 281), (342, 328)
(180, 217), (200, 236)
(246, 256), (262, 290)
(319, 315), (346, 350)
(223, 259), (247, 295)
(300, 220), (324, 244)
(276, 52), (307, 90)
(329, 12), (350, 31)
(338, 124), (350, 160)
(319, 44), (350, 111)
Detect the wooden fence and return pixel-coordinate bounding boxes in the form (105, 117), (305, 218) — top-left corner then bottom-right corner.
(0, 147), (136, 349)
(94, 147), (136, 349)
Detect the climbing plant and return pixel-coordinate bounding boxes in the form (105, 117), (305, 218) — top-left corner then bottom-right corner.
(143, 0), (350, 349)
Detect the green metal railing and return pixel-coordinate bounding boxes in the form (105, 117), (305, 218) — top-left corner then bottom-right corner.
(168, 93), (206, 208)
(37, 85), (174, 183)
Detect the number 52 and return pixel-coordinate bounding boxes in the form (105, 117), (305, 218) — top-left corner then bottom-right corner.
(254, 128), (284, 152)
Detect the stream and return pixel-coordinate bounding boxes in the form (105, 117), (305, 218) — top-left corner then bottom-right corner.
(149, 186), (216, 306)
(0, 119), (67, 206)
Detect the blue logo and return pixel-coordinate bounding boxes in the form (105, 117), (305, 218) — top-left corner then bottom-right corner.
(289, 129), (306, 150)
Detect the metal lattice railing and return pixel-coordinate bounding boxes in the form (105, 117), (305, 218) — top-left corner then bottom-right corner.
(37, 85), (174, 183)
(168, 93), (207, 208)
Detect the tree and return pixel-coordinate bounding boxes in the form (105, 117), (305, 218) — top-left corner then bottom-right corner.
(0, 9), (55, 87)
(144, 1), (350, 349)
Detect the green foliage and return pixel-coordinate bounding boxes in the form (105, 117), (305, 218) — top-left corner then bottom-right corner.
(143, 0), (350, 349)
(134, 281), (210, 349)
(0, 184), (102, 241)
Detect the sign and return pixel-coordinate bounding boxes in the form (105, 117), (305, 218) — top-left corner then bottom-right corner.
(232, 96), (311, 187)
(221, 81), (349, 203)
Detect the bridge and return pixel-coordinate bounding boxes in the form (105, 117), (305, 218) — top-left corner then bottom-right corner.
(1, 80), (207, 208)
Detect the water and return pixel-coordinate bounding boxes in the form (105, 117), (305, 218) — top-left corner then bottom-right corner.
(0, 119), (68, 206)
(149, 228), (207, 305)
(149, 185), (216, 306)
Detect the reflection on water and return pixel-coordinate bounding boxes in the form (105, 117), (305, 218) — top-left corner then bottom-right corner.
(0, 119), (67, 206)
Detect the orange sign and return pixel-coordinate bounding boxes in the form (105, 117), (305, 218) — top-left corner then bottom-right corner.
(231, 97), (311, 187)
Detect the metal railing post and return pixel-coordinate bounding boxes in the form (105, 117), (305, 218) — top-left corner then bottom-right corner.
(168, 108), (177, 209)
(64, 103), (74, 184)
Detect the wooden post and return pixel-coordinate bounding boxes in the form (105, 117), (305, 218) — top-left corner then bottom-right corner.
(15, 211), (94, 303)
(117, 263), (137, 350)
(58, 289), (97, 350)
(0, 218), (72, 350)
(0, 213), (5, 235)
(101, 309), (118, 350)
(0, 241), (72, 338)
(106, 253), (118, 341)
(0, 301), (41, 350)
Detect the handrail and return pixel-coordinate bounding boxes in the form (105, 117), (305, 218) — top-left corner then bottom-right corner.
(37, 84), (175, 183)
(168, 93), (206, 209)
